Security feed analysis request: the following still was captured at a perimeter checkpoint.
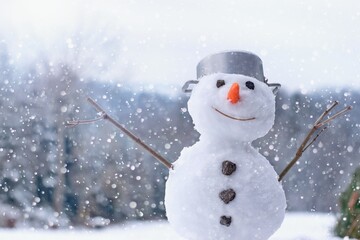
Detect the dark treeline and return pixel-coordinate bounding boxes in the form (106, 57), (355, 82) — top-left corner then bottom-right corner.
(0, 52), (359, 228)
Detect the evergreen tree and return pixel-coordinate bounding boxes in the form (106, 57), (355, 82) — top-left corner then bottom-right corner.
(335, 167), (360, 238)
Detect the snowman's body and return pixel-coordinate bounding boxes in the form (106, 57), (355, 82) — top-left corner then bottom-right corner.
(165, 73), (286, 240)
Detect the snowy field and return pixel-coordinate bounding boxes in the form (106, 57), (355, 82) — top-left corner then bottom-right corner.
(0, 212), (349, 240)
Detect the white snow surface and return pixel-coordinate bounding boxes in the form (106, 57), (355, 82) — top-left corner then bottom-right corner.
(0, 212), (348, 240)
(165, 73), (286, 240)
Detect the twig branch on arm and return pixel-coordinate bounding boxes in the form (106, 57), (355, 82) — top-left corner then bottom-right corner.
(66, 97), (174, 170)
(302, 126), (327, 152)
(66, 113), (106, 127)
(278, 101), (352, 182)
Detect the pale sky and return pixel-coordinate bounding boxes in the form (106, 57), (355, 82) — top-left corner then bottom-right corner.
(1, 0), (360, 94)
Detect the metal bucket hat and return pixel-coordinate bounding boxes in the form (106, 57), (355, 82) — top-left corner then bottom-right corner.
(183, 51), (281, 94)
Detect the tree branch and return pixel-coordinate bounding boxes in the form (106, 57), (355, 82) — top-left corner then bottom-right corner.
(316, 105), (352, 128)
(66, 97), (174, 170)
(314, 101), (338, 126)
(302, 126), (327, 153)
(278, 101), (352, 182)
(66, 113), (106, 127)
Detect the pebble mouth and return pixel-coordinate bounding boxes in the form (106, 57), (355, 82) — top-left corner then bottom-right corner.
(213, 107), (256, 121)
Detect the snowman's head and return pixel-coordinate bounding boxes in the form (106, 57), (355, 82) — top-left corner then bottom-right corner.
(187, 73), (276, 142)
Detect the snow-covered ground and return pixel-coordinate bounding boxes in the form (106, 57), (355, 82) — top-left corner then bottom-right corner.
(0, 212), (348, 240)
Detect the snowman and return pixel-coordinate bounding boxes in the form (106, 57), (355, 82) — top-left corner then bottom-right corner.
(165, 51), (287, 240)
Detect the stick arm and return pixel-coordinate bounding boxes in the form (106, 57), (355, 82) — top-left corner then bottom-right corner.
(67, 97), (174, 170)
(278, 101), (352, 182)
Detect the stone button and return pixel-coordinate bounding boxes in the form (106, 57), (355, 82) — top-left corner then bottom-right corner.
(219, 188), (236, 204)
(222, 161), (236, 175)
(220, 215), (232, 227)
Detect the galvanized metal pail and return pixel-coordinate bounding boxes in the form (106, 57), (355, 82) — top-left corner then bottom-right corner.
(182, 50), (281, 94)
(196, 51), (265, 82)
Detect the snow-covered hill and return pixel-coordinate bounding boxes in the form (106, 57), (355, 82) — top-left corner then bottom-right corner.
(0, 212), (347, 240)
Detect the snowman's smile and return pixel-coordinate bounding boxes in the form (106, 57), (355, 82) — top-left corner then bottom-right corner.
(213, 107), (256, 121)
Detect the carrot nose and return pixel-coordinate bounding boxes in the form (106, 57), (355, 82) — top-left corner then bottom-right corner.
(227, 83), (240, 104)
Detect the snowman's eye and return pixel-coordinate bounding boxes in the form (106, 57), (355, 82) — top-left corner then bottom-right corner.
(245, 81), (255, 90)
(216, 80), (225, 88)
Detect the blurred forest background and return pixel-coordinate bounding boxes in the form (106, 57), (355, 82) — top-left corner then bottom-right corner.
(0, 41), (358, 229)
